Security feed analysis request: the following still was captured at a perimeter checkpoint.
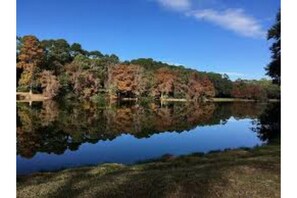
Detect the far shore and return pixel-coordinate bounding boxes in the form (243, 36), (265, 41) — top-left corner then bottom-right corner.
(16, 92), (280, 103)
(161, 98), (259, 102)
(206, 98), (280, 102)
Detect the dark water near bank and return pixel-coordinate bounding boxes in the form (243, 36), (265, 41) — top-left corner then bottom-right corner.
(17, 101), (279, 175)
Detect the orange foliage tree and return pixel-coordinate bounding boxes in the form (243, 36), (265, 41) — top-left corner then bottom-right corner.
(153, 68), (178, 98)
(183, 73), (215, 101)
(109, 64), (145, 98)
(17, 35), (45, 92)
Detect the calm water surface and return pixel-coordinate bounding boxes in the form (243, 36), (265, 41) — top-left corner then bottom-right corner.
(17, 101), (272, 175)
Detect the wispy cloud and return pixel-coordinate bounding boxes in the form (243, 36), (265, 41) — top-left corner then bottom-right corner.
(155, 0), (265, 39)
(156, 0), (191, 11)
(187, 9), (265, 38)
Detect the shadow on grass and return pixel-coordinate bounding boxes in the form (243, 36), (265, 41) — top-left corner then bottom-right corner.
(17, 144), (280, 198)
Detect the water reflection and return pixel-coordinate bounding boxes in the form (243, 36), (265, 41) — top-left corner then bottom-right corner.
(17, 101), (275, 174)
(252, 102), (280, 144)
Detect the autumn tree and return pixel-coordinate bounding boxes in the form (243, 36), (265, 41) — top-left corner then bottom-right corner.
(184, 73), (202, 101)
(183, 73), (215, 101)
(17, 35), (45, 93)
(199, 75), (216, 99)
(74, 71), (101, 99)
(64, 60), (101, 99)
(153, 68), (178, 99)
(109, 64), (145, 99)
(231, 81), (247, 99)
(199, 72), (233, 97)
(231, 80), (267, 101)
(38, 70), (61, 98)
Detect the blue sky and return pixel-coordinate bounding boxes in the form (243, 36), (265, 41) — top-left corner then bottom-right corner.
(17, 0), (280, 80)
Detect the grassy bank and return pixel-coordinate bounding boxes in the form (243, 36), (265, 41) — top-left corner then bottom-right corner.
(17, 144), (280, 198)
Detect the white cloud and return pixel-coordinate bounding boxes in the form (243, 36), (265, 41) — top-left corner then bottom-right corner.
(187, 9), (265, 38)
(154, 1), (265, 39)
(156, 0), (191, 11)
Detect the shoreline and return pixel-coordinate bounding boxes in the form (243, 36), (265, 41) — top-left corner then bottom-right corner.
(16, 94), (280, 103)
(206, 98), (280, 102)
(16, 92), (50, 103)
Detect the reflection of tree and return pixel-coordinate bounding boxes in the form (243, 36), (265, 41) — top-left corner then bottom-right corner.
(231, 102), (266, 120)
(106, 107), (138, 134)
(206, 102), (267, 126)
(40, 100), (59, 126)
(252, 103), (280, 143)
(17, 101), (269, 158)
(17, 103), (43, 158)
(17, 127), (41, 158)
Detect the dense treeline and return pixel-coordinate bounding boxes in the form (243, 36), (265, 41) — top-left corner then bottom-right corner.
(17, 35), (279, 102)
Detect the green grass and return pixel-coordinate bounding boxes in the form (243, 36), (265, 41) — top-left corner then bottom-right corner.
(17, 144), (280, 198)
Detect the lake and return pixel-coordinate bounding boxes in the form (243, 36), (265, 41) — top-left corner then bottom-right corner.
(17, 101), (278, 175)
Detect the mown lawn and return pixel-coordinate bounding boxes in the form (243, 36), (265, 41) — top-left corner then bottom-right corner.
(17, 144), (280, 198)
